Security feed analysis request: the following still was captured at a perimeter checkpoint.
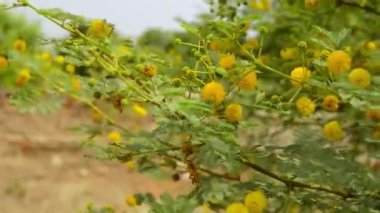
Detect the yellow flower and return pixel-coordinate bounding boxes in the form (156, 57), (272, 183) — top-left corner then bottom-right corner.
(91, 109), (103, 123)
(66, 64), (76, 74)
(366, 109), (380, 121)
(201, 81), (226, 105)
(226, 202), (249, 213)
(238, 71), (257, 91)
(16, 68), (31, 86)
(71, 77), (81, 92)
(249, 0), (271, 11)
(305, 0), (320, 9)
(142, 63), (157, 77)
(54, 55), (65, 64)
(13, 39), (27, 52)
(219, 54), (236, 70)
(290, 67), (311, 87)
(125, 194), (138, 207)
(322, 95), (340, 112)
(224, 103), (243, 122)
(40, 52), (52, 61)
(323, 121), (344, 142)
(125, 160), (136, 170)
(244, 190), (267, 213)
(244, 38), (258, 49)
(327, 50), (351, 75)
(366, 41), (377, 50)
(348, 68), (371, 89)
(280, 48), (298, 60)
(87, 19), (112, 39)
(108, 131), (122, 143)
(132, 103), (148, 117)
(0, 56), (8, 69)
(296, 97), (315, 116)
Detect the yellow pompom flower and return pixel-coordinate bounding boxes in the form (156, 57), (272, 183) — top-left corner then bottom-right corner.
(366, 41), (377, 50)
(327, 50), (351, 75)
(219, 54), (236, 70)
(0, 56), (8, 69)
(66, 64), (76, 74)
(13, 39), (27, 52)
(91, 109), (103, 123)
(296, 97), (315, 116)
(125, 194), (138, 207)
(40, 52), (52, 61)
(226, 202), (249, 213)
(132, 103), (148, 117)
(290, 67), (311, 87)
(107, 131), (122, 143)
(238, 71), (257, 91)
(322, 95), (339, 112)
(249, 0), (271, 11)
(224, 103), (243, 122)
(142, 63), (157, 77)
(201, 81), (226, 105)
(71, 77), (81, 92)
(244, 190), (268, 213)
(280, 48), (298, 60)
(348, 68), (371, 89)
(87, 19), (112, 39)
(323, 121), (344, 142)
(54, 55), (65, 65)
(305, 0), (320, 9)
(125, 160), (136, 170)
(16, 68), (31, 86)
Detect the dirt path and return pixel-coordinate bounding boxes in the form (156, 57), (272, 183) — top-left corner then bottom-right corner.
(0, 103), (192, 213)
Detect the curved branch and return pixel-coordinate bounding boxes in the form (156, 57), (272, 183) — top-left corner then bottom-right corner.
(240, 157), (380, 200)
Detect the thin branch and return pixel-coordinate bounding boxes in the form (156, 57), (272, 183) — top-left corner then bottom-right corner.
(167, 154), (240, 182)
(240, 157), (380, 200)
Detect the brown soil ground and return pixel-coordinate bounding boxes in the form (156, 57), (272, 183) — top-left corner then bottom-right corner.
(0, 98), (192, 213)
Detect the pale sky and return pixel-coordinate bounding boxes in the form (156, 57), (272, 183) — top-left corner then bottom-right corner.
(4, 0), (207, 37)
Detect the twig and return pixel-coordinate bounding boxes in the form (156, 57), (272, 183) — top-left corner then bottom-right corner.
(240, 157), (380, 200)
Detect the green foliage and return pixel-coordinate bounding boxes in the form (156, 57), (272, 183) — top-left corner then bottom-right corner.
(2, 0), (380, 212)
